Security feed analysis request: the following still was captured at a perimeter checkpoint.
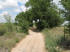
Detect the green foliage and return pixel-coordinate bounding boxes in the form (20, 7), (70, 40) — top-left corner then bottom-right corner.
(0, 25), (6, 36)
(61, 0), (70, 11)
(27, 0), (64, 28)
(6, 23), (14, 32)
(36, 20), (49, 31)
(57, 35), (65, 45)
(61, 0), (70, 35)
(15, 12), (32, 33)
(43, 29), (58, 48)
(16, 0), (64, 32)
(61, 0), (70, 21)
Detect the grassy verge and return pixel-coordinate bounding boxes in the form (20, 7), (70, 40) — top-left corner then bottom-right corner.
(42, 27), (64, 52)
(0, 31), (26, 52)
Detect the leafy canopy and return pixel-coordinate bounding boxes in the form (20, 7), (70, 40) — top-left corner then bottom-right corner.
(61, 0), (70, 35)
(15, 0), (64, 33)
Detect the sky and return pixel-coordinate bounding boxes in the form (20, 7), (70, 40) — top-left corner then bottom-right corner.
(0, 0), (61, 23)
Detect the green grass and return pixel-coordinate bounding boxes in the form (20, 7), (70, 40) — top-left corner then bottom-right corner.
(42, 27), (64, 52)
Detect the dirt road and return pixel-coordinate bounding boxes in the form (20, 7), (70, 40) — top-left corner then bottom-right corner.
(11, 30), (46, 52)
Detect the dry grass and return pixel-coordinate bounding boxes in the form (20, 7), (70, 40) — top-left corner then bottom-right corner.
(42, 27), (70, 52)
(48, 27), (64, 35)
(0, 32), (26, 52)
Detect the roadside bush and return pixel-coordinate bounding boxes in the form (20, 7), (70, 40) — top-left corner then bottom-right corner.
(15, 12), (30, 34)
(21, 26), (28, 34)
(0, 26), (6, 36)
(42, 28), (61, 52)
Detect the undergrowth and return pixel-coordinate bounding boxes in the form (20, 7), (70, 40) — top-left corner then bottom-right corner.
(42, 27), (64, 52)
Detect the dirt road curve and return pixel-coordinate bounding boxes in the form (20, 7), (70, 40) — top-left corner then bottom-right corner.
(11, 30), (46, 52)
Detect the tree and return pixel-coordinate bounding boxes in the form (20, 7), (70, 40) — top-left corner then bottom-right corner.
(15, 11), (33, 33)
(26, 0), (64, 29)
(61, 0), (70, 35)
(4, 15), (14, 32)
(15, 0), (64, 33)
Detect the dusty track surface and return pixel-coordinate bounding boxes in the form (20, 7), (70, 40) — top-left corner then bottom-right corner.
(11, 30), (46, 52)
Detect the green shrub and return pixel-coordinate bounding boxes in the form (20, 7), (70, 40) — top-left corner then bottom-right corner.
(0, 26), (6, 36)
(22, 26), (28, 34)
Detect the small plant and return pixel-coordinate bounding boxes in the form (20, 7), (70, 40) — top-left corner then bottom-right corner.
(15, 38), (19, 43)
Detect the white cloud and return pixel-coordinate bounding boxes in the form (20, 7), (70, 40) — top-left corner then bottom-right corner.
(0, 0), (29, 23)
(15, 8), (21, 12)
(53, 0), (61, 4)
(0, 0), (18, 8)
(5, 0), (18, 7)
(3, 11), (8, 15)
(0, 0), (29, 9)
(0, 5), (3, 9)
(20, 6), (27, 12)
(0, 0), (29, 11)
(0, 0), (63, 23)
(0, 0), (28, 17)
(0, 11), (8, 17)
(19, 0), (28, 4)
(20, 5), (30, 12)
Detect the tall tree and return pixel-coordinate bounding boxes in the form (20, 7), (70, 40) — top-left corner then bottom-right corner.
(61, 0), (70, 35)
(4, 15), (14, 32)
(25, 0), (63, 29)
(15, 0), (64, 33)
